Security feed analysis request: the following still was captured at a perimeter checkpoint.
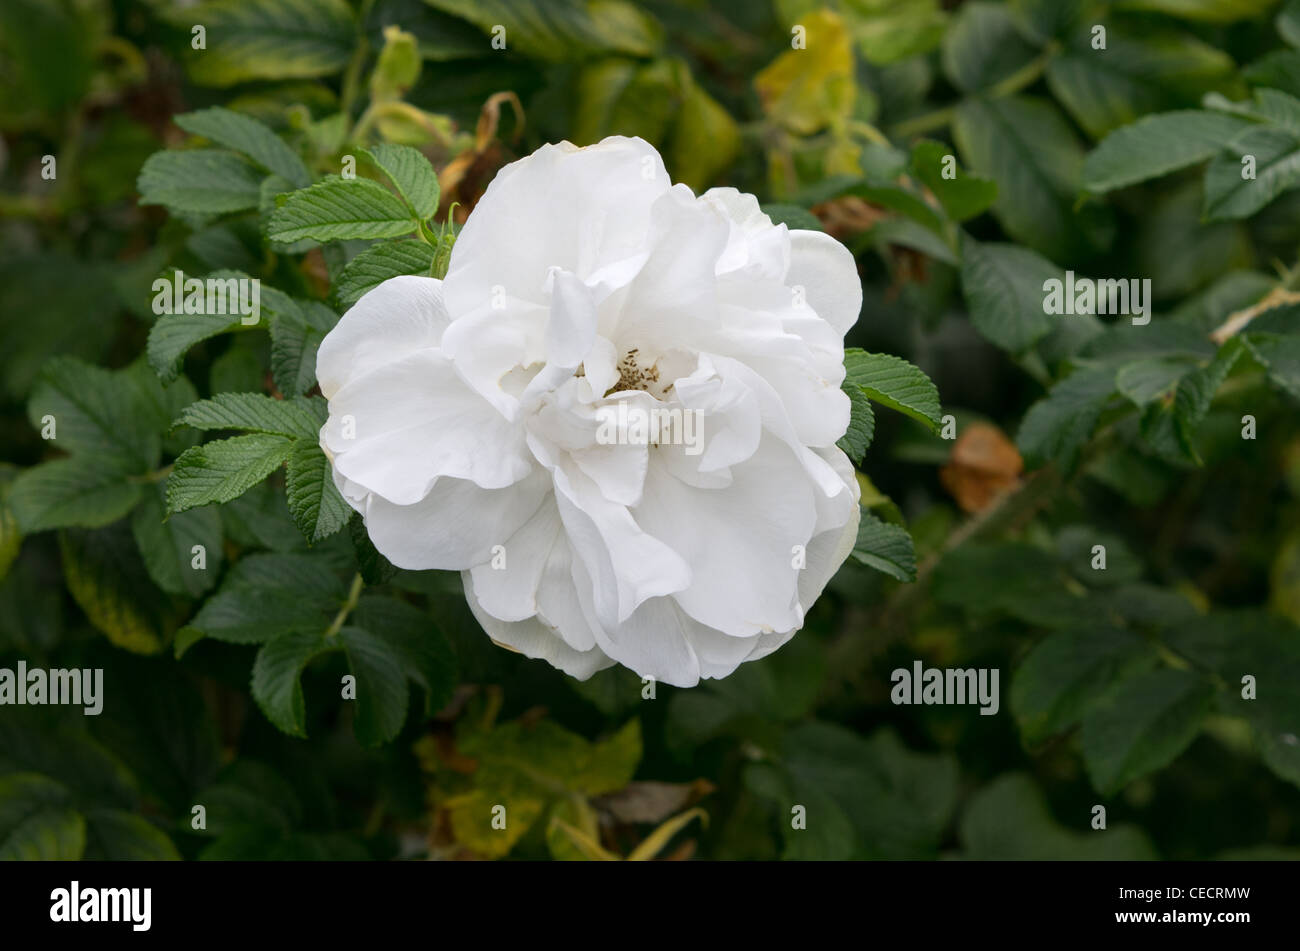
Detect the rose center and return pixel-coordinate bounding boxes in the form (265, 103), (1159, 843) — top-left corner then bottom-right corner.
(607, 348), (660, 396)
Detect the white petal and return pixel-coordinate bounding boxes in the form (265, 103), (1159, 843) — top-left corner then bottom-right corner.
(596, 596), (702, 688)
(544, 448), (691, 628)
(785, 229), (862, 336)
(323, 349), (532, 503)
(797, 447), (860, 612)
(466, 500), (562, 622)
(361, 471), (550, 571)
(605, 185), (730, 348)
(316, 276), (449, 398)
(464, 573), (614, 680)
(442, 136), (672, 317)
(635, 436), (817, 637)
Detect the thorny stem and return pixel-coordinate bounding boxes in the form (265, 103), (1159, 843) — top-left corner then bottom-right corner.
(326, 573), (365, 638)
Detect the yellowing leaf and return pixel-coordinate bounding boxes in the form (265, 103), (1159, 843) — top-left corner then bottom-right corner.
(755, 10), (855, 135)
(445, 789), (545, 858)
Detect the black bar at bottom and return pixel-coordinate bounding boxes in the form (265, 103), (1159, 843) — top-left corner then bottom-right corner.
(0, 859), (1284, 939)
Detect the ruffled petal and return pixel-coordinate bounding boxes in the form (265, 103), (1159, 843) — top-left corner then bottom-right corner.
(316, 276), (450, 398)
(323, 349), (532, 503)
(361, 470), (550, 571)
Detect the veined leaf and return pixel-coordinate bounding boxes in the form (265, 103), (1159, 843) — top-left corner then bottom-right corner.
(175, 107), (311, 188)
(266, 176), (419, 243)
(167, 434), (295, 513)
(137, 149), (264, 214)
(361, 144), (440, 220)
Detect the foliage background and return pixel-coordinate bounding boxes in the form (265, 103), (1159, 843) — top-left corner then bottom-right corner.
(1, 0), (1299, 861)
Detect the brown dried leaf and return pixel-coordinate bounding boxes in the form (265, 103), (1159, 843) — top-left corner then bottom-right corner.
(939, 421), (1023, 514)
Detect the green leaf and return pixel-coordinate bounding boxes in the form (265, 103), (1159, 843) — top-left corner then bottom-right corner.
(1139, 339), (1244, 464)
(167, 434), (295, 513)
(271, 300), (337, 395)
(836, 385), (874, 465)
(131, 483), (222, 598)
(668, 78), (740, 191)
(251, 631), (335, 737)
(421, 0), (663, 62)
(573, 719), (641, 796)
(960, 238), (1062, 352)
(349, 512), (397, 586)
(849, 510), (917, 582)
(953, 95), (1101, 261)
(88, 658), (222, 812)
(147, 270), (262, 383)
(1164, 612), (1300, 788)
(0, 774), (85, 860)
(573, 57), (685, 147)
(1047, 29), (1236, 140)
(1056, 526), (1143, 589)
(842, 350), (942, 430)
(26, 356), (161, 470)
(1205, 87), (1300, 138)
(266, 176), (419, 244)
(285, 441), (350, 543)
(1113, 0), (1276, 23)
(1081, 110), (1255, 193)
(137, 149), (265, 214)
(83, 809), (181, 861)
(767, 724), (958, 860)
(8, 458), (141, 533)
(1007, 0), (1090, 43)
(339, 626), (410, 747)
(369, 24), (421, 102)
(910, 140), (997, 223)
(1243, 331), (1300, 399)
(60, 525), (170, 654)
(175, 107), (311, 188)
(0, 468), (20, 583)
(184, 553), (341, 646)
(334, 239), (437, 305)
(1016, 365), (1117, 472)
(941, 1), (1040, 94)
(848, 1), (947, 66)
(1011, 627), (1156, 745)
(760, 203), (823, 232)
(1243, 50), (1300, 99)
(178, 0), (356, 87)
(1081, 668), (1214, 794)
(1282, 0), (1300, 47)
(175, 393), (322, 439)
(351, 595), (457, 714)
(0, 709), (137, 808)
(1115, 357), (1196, 407)
(1203, 126), (1300, 221)
(361, 144), (440, 220)
(960, 773), (1156, 859)
(933, 541), (1062, 615)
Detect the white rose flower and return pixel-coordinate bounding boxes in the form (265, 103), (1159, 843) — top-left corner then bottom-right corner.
(317, 135), (862, 688)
